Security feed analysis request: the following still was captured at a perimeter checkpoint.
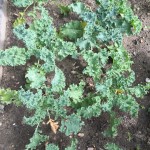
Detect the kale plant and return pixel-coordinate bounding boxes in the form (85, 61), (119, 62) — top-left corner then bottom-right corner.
(0, 0), (149, 149)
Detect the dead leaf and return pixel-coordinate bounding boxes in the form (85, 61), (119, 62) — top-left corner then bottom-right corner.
(115, 89), (124, 94)
(47, 119), (59, 134)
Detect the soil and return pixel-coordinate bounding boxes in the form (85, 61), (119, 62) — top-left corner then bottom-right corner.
(0, 0), (150, 150)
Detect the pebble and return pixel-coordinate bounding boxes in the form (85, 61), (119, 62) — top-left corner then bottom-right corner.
(71, 70), (77, 74)
(0, 122), (2, 126)
(133, 51), (136, 56)
(147, 13), (150, 16)
(13, 123), (16, 126)
(78, 133), (84, 137)
(140, 39), (143, 43)
(146, 78), (150, 83)
(87, 148), (95, 150)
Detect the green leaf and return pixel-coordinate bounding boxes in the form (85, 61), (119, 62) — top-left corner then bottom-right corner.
(18, 89), (43, 109)
(39, 47), (55, 73)
(26, 130), (48, 150)
(25, 66), (46, 89)
(104, 143), (122, 150)
(13, 12), (25, 27)
(59, 5), (70, 16)
(13, 25), (37, 51)
(12, 0), (33, 7)
(0, 47), (27, 66)
(69, 2), (87, 15)
(0, 89), (21, 106)
(51, 67), (66, 92)
(54, 39), (78, 60)
(67, 81), (85, 104)
(77, 96), (102, 119)
(82, 49), (108, 81)
(46, 144), (59, 150)
(12, 0), (48, 7)
(24, 107), (47, 126)
(103, 112), (122, 138)
(60, 114), (84, 136)
(65, 139), (78, 150)
(60, 21), (85, 40)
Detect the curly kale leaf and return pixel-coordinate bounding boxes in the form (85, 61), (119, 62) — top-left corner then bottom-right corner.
(51, 92), (71, 118)
(13, 25), (37, 52)
(0, 89), (21, 106)
(60, 21), (85, 40)
(77, 96), (102, 118)
(18, 89), (43, 109)
(25, 66), (46, 89)
(12, 0), (48, 7)
(26, 130), (48, 150)
(54, 39), (78, 60)
(24, 107), (47, 126)
(0, 47), (27, 66)
(46, 144), (59, 150)
(103, 112), (122, 138)
(66, 81), (85, 104)
(65, 139), (78, 150)
(60, 113), (84, 136)
(82, 49), (109, 81)
(39, 47), (55, 73)
(69, 2), (88, 15)
(70, 0), (142, 47)
(51, 67), (66, 92)
(12, 0), (33, 7)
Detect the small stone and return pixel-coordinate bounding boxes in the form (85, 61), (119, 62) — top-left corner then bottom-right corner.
(13, 123), (16, 126)
(146, 78), (150, 83)
(140, 39), (144, 43)
(12, 76), (15, 79)
(0, 122), (2, 126)
(71, 71), (77, 74)
(78, 133), (84, 137)
(147, 13), (150, 16)
(137, 7), (140, 11)
(87, 148), (94, 150)
(133, 51), (136, 56)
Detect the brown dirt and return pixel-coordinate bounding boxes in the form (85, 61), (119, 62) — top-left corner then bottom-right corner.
(0, 0), (150, 150)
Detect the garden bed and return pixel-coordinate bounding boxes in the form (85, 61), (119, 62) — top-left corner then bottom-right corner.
(0, 0), (150, 150)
